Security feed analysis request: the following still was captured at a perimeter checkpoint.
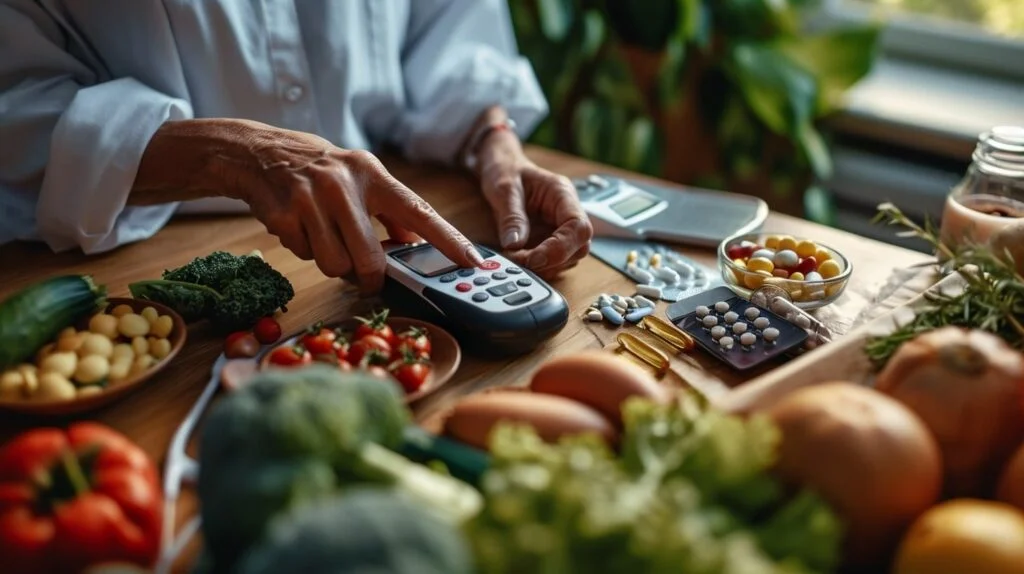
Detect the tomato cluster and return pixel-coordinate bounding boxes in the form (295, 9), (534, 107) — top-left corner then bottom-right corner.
(265, 309), (432, 393)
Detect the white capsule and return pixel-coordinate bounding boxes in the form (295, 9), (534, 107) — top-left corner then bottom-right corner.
(626, 264), (655, 284)
(711, 325), (727, 340)
(702, 315), (718, 328)
(625, 297), (638, 309)
(773, 249), (799, 269)
(634, 296), (656, 309)
(763, 327), (780, 342)
(753, 317), (771, 330)
(732, 322), (748, 334)
(585, 310), (603, 321)
(695, 305), (710, 318)
(795, 315), (812, 329)
(667, 261), (694, 278)
(751, 248), (775, 261)
(636, 284), (662, 299)
(744, 307), (760, 320)
(654, 267), (680, 284)
(723, 311), (739, 324)
(714, 301), (730, 313)
(805, 271), (824, 282)
(612, 303), (628, 315)
(740, 332), (757, 346)
(719, 336), (735, 348)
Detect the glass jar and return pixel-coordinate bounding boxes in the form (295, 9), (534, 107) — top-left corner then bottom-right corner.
(939, 126), (1024, 250)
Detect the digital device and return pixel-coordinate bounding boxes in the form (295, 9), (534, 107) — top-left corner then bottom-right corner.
(382, 241), (569, 357)
(574, 174), (769, 248)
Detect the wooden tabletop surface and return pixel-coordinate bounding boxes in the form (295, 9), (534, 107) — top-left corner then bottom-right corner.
(0, 145), (930, 569)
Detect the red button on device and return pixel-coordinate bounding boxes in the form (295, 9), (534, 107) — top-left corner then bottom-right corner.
(455, 282), (472, 292)
(480, 260), (500, 271)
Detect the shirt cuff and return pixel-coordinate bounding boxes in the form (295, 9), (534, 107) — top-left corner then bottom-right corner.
(36, 77), (193, 254)
(396, 48), (549, 165)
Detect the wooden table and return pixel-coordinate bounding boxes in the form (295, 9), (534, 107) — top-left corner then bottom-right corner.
(0, 146), (929, 570)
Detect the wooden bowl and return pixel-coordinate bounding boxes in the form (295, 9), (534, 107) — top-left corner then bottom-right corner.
(244, 317), (461, 404)
(0, 298), (187, 416)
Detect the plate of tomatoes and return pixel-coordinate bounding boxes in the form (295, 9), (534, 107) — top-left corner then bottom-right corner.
(250, 309), (460, 403)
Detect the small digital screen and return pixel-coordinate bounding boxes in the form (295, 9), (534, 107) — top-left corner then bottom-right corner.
(611, 194), (658, 219)
(394, 245), (459, 277)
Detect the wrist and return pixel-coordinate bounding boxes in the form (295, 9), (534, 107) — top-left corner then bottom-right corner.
(459, 106), (521, 176)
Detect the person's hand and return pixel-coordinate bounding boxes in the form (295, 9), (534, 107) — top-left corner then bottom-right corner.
(134, 119), (484, 293)
(475, 127), (593, 279)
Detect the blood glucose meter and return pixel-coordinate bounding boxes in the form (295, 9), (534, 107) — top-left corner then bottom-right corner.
(574, 174), (769, 248)
(381, 240), (569, 357)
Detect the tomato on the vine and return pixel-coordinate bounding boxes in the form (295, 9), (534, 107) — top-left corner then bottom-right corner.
(389, 359), (431, 393)
(354, 309), (396, 346)
(348, 336), (392, 366)
(301, 323), (338, 355)
(267, 345), (312, 367)
(394, 326), (431, 360)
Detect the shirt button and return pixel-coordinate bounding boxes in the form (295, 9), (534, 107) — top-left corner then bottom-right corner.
(283, 84), (305, 102)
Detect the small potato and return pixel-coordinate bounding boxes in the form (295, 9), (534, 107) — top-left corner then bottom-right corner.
(109, 357), (132, 382)
(35, 372), (76, 401)
(151, 315), (174, 339)
(17, 365), (38, 395)
(118, 313), (150, 338)
(141, 306), (160, 325)
(111, 343), (135, 363)
(56, 331), (83, 353)
(131, 354), (156, 376)
(131, 336), (149, 356)
(78, 333), (114, 359)
(0, 370), (24, 400)
(41, 351), (77, 379)
(88, 313), (120, 339)
(77, 385), (103, 398)
(111, 304), (134, 317)
(35, 342), (56, 364)
(74, 355), (109, 385)
(149, 337), (172, 360)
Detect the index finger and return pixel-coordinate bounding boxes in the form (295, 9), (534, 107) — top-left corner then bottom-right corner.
(381, 181), (485, 269)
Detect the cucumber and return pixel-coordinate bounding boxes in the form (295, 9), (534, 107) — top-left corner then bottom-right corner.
(0, 275), (108, 370)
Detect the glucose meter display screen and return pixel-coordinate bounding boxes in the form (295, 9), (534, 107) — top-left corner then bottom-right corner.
(611, 194), (658, 220)
(395, 245), (459, 277)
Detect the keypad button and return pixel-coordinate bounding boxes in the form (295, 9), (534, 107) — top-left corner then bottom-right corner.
(506, 266), (522, 275)
(492, 272), (508, 280)
(503, 292), (533, 306)
(455, 282), (472, 293)
(440, 273), (457, 283)
(480, 260), (500, 271)
(516, 278), (533, 287)
(486, 282), (518, 297)
(457, 268), (475, 277)
(473, 276), (490, 286)
(472, 292), (489, 303)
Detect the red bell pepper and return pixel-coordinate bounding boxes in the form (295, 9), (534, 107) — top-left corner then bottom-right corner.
(0, 423), (162, 574)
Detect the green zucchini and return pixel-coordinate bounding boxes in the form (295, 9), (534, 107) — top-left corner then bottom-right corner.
(0, 275), (107, 370)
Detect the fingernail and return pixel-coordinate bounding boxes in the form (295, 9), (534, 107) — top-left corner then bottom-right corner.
(528, 252), (548, 268)
(502, 230), (520, 248)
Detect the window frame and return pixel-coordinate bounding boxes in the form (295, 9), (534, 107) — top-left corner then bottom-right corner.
(816, 0), (1024, 81)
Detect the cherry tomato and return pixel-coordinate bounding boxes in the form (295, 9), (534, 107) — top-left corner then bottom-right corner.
(347, 336), (392, 366)
(334, 339), (350, 363)
(253, 317), (282, 345)
(390, 361), (431, 393)
(394, 327), (431, 360)
(354, 309), (396, 346)
(224, 332), (260, 359)
(267, 345), (312, 367)
(795, 256), (818, 275)
(301, 324), (338, 355)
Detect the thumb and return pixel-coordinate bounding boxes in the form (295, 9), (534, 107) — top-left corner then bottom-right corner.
(482, 173), (530, 250)
(377, 214), (421, 244)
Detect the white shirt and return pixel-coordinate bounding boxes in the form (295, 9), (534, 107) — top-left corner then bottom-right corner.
(0, 0), (548, 254)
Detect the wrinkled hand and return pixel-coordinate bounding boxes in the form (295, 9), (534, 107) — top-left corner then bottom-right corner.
(477, 135), (593, 279)
(209, 120), (483, 292)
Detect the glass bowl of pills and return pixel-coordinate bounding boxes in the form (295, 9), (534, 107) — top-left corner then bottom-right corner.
(717, 232), (853, 310)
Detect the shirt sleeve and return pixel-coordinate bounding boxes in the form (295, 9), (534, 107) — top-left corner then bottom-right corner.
(394, 0), (549, 164)
(0, 2), (193, 255)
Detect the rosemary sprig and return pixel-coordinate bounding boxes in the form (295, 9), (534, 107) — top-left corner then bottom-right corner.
(865, 203), (1024, 367)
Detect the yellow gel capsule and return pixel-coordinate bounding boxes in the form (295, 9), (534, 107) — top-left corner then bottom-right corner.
(649, 253), (662, 268)
(777, 236), (797, 252)
(789, 271), (805, 281)
(626, 250), (638, 264)
(764, 236), (781, 249)
(819, 259), (842, 279)
(795, 240), (818, 258)
(743, 270), (773, 289)
(746, 257), (775, 274)
(732, 258), (747, 269)
(815, 248), (832, 263)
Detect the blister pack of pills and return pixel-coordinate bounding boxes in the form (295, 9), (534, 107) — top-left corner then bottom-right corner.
(665, 286), (807, 371)
(589, 238), (721, 303)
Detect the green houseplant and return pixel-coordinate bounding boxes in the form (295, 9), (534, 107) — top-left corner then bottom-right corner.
(510, 0), (881, 215)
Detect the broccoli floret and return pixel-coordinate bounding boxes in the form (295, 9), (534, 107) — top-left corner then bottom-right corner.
(128, 250), (294, 331)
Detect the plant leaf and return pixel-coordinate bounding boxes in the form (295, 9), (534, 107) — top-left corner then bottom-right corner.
(723, 42), (818, 137)
(537, 0), (574, 42)
(775, 26), (882, 114)
(796, 121), (833, 180)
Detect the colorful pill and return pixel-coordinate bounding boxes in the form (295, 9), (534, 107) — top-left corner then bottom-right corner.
(636, 284), (662, 299)
(600, 305), (625, 326)
(625, 306), (654, 323)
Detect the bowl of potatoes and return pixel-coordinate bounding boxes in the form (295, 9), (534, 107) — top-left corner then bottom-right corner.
(0, 298), (186, 416)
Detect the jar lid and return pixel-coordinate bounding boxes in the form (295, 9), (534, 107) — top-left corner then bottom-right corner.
(974, 126), (1024, 178)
